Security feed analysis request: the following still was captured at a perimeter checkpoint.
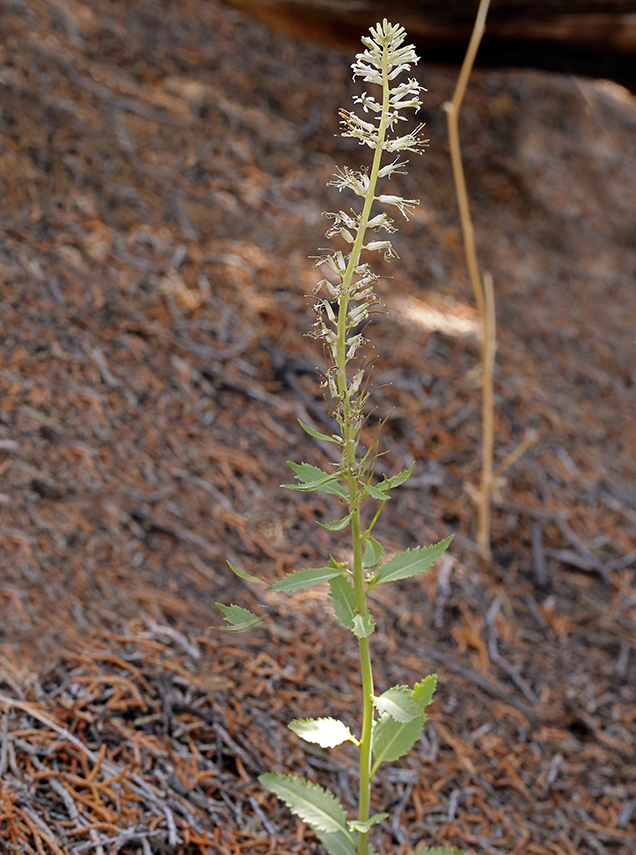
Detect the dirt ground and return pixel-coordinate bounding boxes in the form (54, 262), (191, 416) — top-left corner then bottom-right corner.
(0, 1), (635, 853)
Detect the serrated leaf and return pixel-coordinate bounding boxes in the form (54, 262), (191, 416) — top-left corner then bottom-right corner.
(363, 537), (384, 569)
(284, 462), (348, 499)
(318, 515), (352, 532)
(348, 814), (388, 833)
(298, 419), (342, 444)
(374, 536), (453, 586)
(371, 712), (427, 769)
(289, 718), (353, 748)
(352, 613), (375, 638)
(376, 463), (415, 494)
(363, 482), (390, 501)
(315, 829), (358, 855)
(227, 561), (263, 585)
(373, 686), (419, 722)
(413, 674), (437, 712)
(259, 774), (355, 844)
(386, 462), (415, 489)
(268, 566), (344, 593)
(329, 576), (357, 631)
(214, 603), (264, 632)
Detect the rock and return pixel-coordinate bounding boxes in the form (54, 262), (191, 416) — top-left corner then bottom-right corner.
(220, 0), (636, 84)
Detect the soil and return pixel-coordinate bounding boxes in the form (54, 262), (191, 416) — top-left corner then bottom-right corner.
(0, 1), (635, 854)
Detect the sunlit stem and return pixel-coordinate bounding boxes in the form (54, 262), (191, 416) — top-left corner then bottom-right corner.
(443, 0), (494, 563)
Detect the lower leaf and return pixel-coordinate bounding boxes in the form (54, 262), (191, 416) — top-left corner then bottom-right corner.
(259, 773), (355, 843)
(315, 828), (358, 855)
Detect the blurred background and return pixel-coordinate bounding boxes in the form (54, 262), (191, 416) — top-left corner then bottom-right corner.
(223, 0), (636, 84)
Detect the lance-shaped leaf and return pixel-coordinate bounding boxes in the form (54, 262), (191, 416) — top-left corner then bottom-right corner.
(363, 482), (390, 501)
(318, 515), (352, 532)
(268, 566), (344, 593)
(227, 561), (263, 585)
(329, 575), (357, 631)
(348, 814), (388, 833)
(363, 537), (384, 569)
(284, 461), (347, 499)
(214, 603), (264, 632)
(289, 718), (354, 748)
(371, 712), (428, 771)
(379, 462), (415, 491)
(259, 774), (356, 844)
(298, 419), (342, 445)
(352, 612), (375, 638)
(373, 536), (453, 586)
(373, 686), (419, 722)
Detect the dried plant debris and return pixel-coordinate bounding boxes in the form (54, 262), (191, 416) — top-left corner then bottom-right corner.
(0, 0), (635, 853)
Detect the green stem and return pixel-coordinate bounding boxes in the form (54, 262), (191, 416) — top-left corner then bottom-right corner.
(332, 44), (391, 855)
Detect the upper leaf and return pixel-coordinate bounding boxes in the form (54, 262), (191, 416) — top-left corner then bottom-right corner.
(373, 686), (419, 722)
(318, 515), (352, 532)
(363, 537), (384, 569)
(214, 603), (264, 632)
(371, 712), (427, 769)
(298, 419), (342, 444)
(373, 536), (453, 586)
(329, 576), (357, 631)
(413, 674), (437, 712)
(227, 561), (263, 585)
(268, 566), (344, 593)
(363, 482), (390, 501)
(284, 461), (348, 499)
(289, 718), (354, 748)
(259, 774), (355, 842)
(387, 462), (415, 489)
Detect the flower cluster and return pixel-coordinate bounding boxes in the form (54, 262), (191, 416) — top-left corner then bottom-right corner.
(311, 19), (427, 423)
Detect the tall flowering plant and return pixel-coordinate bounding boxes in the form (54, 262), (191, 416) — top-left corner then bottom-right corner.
(216, 20), (453, 855)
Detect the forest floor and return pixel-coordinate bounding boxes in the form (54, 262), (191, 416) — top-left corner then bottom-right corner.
(0, 1), (635, 854)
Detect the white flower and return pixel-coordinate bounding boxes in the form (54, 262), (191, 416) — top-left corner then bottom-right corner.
(376, 195), (420, 219)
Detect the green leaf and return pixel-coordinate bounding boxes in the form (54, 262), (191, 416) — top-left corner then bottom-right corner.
(352, 613), (375, 638)
(374, 536), (453, 586)
(371, 712), (427, 768)
(315, 829), (358, 855)
(289, 718), (353, 748)
(298, 419), (342, 444)
(227, 561), (263, 585)
(259, 774), (355, 845)
(363, 537), (384, 569)
(268, 566), (344, 593)
(284, 461), (347, 499)
(363, 482), (390, 501)
(385, 462), (415, 490)
(214, 603), (264, 632)
(318, 515), (352, 532)
(348, 814), (388, 833)
(373, 686), (419, 722)
(329, 576), (357, 631)
(413, 674), (437, 712)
